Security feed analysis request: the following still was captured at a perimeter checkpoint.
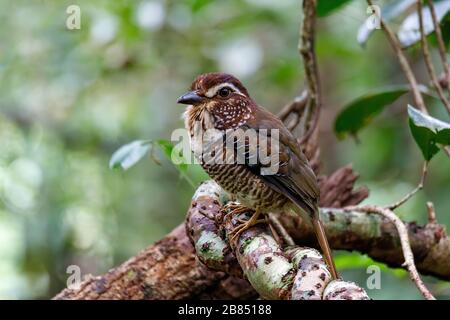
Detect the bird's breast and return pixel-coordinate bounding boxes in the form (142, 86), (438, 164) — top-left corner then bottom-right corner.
(188, 117), (288, 212)
(202, 163), (288, 211)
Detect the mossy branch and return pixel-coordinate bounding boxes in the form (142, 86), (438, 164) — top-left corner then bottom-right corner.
(187, 181), (369, 300)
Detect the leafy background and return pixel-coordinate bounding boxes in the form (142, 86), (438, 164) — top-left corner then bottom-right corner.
(0, 0), (449, 299)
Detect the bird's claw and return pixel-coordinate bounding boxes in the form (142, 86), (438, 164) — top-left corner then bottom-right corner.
(228, 208), (263, 243)
(224, 204), (252, 216)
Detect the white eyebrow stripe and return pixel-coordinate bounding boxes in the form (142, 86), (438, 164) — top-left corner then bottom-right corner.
(205, 82), (244, 98)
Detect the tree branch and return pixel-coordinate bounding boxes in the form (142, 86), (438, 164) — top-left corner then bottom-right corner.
(277, 91), (309, 132)
(186, 186), (369, 300)
(385, 161), (427, 210)
(53, 0), (450, 301)
(299, 0), (321, 145)
(345, 205), (435, 300)
(280, 206), (450, 282)
(53, 164), (367, 300)
(267, 212), (295, 246)
(367, 0), (450, 160)
(54, 164), (450, 300)
(418, 0), (450, 115)
(427, 0), (450, 94)
(367, 0), (427, 113)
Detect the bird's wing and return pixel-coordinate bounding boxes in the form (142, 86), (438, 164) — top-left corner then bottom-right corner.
(230, 106), (319, 217)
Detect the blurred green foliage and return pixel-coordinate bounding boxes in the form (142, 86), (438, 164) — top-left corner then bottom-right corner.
(0, 0), (449, 299)
(334, 85), (410, 139)
(316, 0), (354, 17)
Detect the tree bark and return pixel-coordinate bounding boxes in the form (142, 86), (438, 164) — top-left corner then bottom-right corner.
(54, 164), (450, 300)
(53, 165), (357, 300)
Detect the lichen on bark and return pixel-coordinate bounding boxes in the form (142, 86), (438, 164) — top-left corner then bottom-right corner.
(186, 180), (370, 300)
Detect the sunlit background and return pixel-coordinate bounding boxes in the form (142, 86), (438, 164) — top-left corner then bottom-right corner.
(0, 0), (449, 299)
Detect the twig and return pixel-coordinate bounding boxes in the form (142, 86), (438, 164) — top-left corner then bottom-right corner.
(277, 91), (310, 133)
(426, 201), (437, 224)
(268, 222), (283, 245)
(277, 91), (308, 122)
(299, 0), (321, 144)
(345, 204), (436, 300)
(418, 0), (450, 115)
(267, 212), (295, 246)
(444, 145), (450, 158)
(427, 0), (450, 94)
(367, 0), (450, 159)
(367, 0), (427, 113)
(439, 68), (450, 90)
(385, 162), (428, 210)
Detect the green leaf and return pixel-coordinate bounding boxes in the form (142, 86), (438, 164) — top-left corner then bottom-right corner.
(109, 139), (197, 187)
(407, 105), (450, 160)
(189, 0), (211, 12)
(156, 139), (187, 173)
(316, 0), (354, 17)
(156, 139), (196, 188)
(357, 0), (416, 46)
(109, 140), (152, 170)
(398, 0), (450, 47)
(334, 86), (410, 139)
(156, 139), (174, 159)
(439, 9), (450, 44)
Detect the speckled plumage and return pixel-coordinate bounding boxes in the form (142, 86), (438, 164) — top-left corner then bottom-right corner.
(178, 72), (338, 279)
(202, 163), (288, 211)
(182, 72), (318, 218)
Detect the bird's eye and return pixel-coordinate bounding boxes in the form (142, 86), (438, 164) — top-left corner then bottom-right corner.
(218, 87), (231, 98)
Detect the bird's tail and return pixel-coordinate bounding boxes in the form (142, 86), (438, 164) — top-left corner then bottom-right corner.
(288, 198), (339, 279)
(311, 214), (339, 280)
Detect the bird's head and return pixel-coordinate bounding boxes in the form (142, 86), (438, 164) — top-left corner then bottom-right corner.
(178, 72), (255, 131)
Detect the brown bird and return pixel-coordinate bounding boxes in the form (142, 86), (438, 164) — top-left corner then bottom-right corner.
(178, 72), (338, 279)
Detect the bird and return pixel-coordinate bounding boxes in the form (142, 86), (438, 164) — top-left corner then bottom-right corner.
(177, 72), (338, 279)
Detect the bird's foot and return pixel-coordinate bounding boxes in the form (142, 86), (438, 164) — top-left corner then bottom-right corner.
(224, 203), (250, 215)
(228, 210), (263, 243)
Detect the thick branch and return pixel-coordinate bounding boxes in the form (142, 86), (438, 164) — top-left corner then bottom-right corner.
(54, 165), (368, 300)
(53, 1), (450, 300)
(280, 208), (450, 282)
(54, 224), (228, 300)
(54, 164), (450, 300)
(187, 190), (369, 300)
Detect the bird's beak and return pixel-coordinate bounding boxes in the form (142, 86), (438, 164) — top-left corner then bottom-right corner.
(177, 91), (206, 105)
